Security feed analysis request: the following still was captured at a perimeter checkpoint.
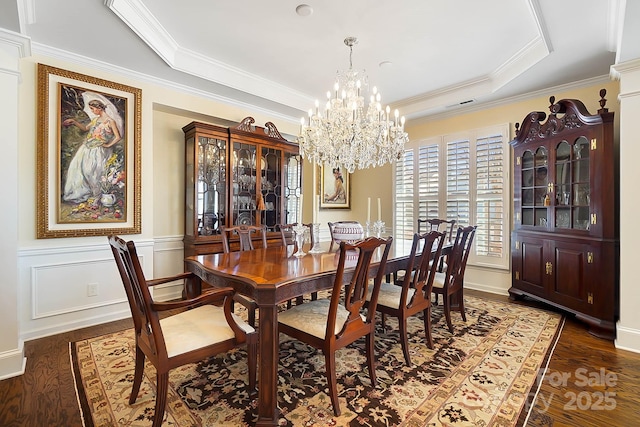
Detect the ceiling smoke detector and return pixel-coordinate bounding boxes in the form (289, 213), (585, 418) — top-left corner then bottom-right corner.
(296, 4), (313, 16)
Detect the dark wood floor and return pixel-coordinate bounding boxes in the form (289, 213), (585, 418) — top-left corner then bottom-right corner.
(0, 290), (638, 426)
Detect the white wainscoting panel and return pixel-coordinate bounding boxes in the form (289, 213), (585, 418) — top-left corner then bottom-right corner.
(152, 235), (186, 301)
(31, 257), (127, 319)
(18, 239), (154, 341)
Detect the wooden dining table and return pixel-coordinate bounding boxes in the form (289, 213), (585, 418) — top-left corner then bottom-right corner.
(184, 238), (446, 426)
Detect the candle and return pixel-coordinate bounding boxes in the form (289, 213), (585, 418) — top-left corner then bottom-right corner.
(377, 198), (381, 221)
(313, 195), (318, 224)
(367, 197), (371, 223)
(298, 194), (303, 225)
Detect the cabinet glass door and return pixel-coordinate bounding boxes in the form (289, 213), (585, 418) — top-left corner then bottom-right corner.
(232, 142), (258, 226)
(553, 136), (590, 230)
(571, 136), (590, 230)
(197, 136), (226, 235)
(284, 153), (303, 225)
(521, 147), (548, 227)
(260, 147), (282, 231)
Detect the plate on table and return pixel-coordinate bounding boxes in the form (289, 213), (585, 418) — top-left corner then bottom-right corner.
(236, 212), (253, 226)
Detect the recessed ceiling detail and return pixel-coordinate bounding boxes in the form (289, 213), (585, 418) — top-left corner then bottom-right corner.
(99, 0), (616, 122)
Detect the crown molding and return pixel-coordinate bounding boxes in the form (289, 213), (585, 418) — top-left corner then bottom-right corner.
(31, 42), (301, 125)
(408, 75), (612, 125)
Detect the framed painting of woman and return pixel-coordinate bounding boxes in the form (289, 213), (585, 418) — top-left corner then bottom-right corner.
(36, 64), (142, 238)
(320, 165), (350, 209)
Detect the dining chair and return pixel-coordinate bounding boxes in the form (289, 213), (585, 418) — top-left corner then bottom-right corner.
(418, 218), (457, 274)
(367, 230), (445, 365)
(432, 225), (477, 333)
(220, 224), (268, 253)
(278, 236), (393, 416)
(277, 223), (297, 248)
(108, 235), (257, 427)
(277, 223), (318, 307)
(417, 218), (457, 241)
(394, 218), (456, 284)
(277, 223), (315, 250)
(220, 225), (268, 326)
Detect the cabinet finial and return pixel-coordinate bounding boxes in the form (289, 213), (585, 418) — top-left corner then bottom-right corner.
(598, 89), (608, 113)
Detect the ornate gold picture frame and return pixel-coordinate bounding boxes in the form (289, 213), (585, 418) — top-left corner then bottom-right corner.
(37, 64), (142, 238)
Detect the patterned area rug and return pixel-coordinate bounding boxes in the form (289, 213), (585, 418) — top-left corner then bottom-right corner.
(71, 295), (562, 426)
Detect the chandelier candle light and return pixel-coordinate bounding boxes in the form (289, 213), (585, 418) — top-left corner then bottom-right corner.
(297, 37), (409, 173)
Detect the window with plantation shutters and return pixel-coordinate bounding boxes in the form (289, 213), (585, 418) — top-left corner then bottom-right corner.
(394, 148), (414, 240)
(417, 145), (439, 221)
(475, 133), (505, 259)
(446, 138), (471, 227)
(393, 125), (510, 270)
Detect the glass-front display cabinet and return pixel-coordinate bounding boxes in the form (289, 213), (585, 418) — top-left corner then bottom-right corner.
(519, 137), (592, 231)
(510, 90), (618, 340)
(183, 118), (302, 256)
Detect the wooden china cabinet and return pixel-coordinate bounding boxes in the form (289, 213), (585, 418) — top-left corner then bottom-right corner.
(183, 117), (302, 257)
(509, 90), (619, 339)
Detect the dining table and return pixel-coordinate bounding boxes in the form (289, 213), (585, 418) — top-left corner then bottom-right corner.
(184, 237), (448, 426)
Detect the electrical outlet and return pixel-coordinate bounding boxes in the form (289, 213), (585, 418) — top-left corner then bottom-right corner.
(87, 283), (98, 297)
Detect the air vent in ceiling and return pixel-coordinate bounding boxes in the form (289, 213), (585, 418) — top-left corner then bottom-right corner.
(445, 99), (475, 108)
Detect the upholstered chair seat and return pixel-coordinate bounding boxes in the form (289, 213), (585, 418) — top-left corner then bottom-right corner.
(160, 305), (254, 357)
(432, 271), (448, 289)
(369, 282), (416, 310)
(278, 299), (365, 339)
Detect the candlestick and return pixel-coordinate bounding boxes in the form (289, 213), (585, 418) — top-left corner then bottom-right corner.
(367, 197), (371, 224)
(377, 198), (381, 222)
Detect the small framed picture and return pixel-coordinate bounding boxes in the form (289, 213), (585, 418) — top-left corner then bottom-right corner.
(320, 165), (350, 209)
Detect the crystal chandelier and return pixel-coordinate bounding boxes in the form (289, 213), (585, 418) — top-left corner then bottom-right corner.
(297, 37), (409, 173)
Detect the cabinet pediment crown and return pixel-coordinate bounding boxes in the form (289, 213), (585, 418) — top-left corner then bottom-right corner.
(511, 89), (609, 147)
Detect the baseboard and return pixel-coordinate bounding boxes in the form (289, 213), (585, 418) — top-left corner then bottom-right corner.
(615, 324), (640, 353)
(20, 308), (131, 342)
(466, 281), (509, 297)
(0, 345), (26, 380)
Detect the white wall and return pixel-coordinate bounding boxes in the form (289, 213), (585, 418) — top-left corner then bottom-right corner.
(0, 29), (27, 379)
(612, 58), (640, 351)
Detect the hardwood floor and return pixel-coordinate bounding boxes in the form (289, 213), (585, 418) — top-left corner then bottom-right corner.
(0, 291), (638, 426)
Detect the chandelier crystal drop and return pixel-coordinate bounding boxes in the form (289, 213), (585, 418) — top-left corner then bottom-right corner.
(296, 37), (409, 173)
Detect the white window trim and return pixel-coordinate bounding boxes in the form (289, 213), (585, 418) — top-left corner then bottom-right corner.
(393, 123), (511, 270)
